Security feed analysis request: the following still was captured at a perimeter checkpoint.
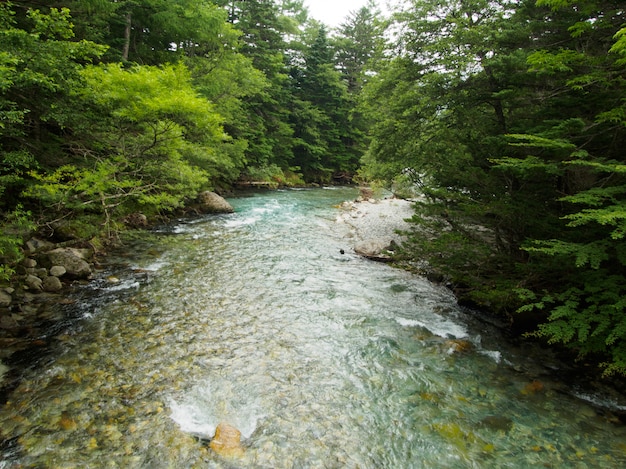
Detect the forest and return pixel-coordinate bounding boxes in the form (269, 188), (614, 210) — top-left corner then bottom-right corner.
(0, 0), (625, 377)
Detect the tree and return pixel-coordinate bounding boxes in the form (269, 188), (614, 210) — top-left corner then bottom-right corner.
(506, 0), (626, 376)
(25, 63), (230, 237)
(0, 2), (105, 276)
(333, 0), (386, 93)
(289, 25), (357, 181)
(360, 0), (626, 375)
(0, 2), (106, 211)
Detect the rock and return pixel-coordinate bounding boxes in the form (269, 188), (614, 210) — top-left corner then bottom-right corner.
(522, 380), (545, 395)
(209, 422), (244, 458)
(124, 212), (148, 228)
(49, 265), (67, 277)
(25, 238), (55, 254)
(25, 274), (43, 291)
(47, 248), (92, 279)
(22, 258), (37, 268)
(359, 187), (374, 200)
(34, 267), (48, 278)
(42, 276), (63, 292)
(480, 415), (513, 433)
(197, 191), (234, 214)
(445, 339), (473, 354)
(354, 238), (396, 262)
(0, 290), (11, 308)
(0, 361), (9, 384)
(0, 315), (18, 330)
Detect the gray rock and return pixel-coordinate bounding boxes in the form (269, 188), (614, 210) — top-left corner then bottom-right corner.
(34, 268), (48, 278)
(197, 191), (234, 213)
(42, 276), (63, 292)
(0, 290), (12, 308)
(22, 258), (37, 268)
(0, 315), (17, 330)
(25, 238), (55, 254)
(47, 248), (92, 278)
(49, 265), (67, 277)
(354, 238), (396, 262)
(25, 274), (43, 291)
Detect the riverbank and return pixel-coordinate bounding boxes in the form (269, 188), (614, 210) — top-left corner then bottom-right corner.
(337, 194), (626, 419)
(337, 195), (415, 243)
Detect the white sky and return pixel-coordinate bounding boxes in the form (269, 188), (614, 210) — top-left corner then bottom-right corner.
(305, 0), (374, 27)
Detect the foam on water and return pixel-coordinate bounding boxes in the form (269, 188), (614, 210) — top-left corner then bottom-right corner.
(169, 379), (261, 440)
(104, 279), (140, 292)
(394, 314), (469, 339)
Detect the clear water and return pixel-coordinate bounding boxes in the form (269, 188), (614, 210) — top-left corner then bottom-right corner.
(1, 187), (625, 468)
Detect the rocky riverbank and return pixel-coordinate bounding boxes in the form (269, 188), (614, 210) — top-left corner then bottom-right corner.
(0, 191), (235, 389)
(336, 194), (415, 261)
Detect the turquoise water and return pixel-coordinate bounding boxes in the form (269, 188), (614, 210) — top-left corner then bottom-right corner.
(1, 187), (625, 468)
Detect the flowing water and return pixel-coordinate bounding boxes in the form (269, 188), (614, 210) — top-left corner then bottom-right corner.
(1, 187), (625, 468)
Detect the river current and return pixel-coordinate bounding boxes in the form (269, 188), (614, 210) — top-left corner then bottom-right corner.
(1, 187), (625, 468)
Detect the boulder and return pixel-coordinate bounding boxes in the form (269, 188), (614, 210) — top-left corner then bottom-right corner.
(47, 248), (92, 279)
(25, 238), (55, 254)
(354, 238), (398, 262)
(209, 422), (244, 458)
(0, 290), (12, 308)
(124, 212), (148, 228)
(197, 191), (234, 214)
(42, 276), (63, 292)
(22, 258), (37, 269)
(49, 265), (67, 277)
(25, 274), (43, 291)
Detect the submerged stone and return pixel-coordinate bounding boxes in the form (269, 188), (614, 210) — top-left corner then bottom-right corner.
(445, 339), (473, 354)
(480, 415), (513, 433)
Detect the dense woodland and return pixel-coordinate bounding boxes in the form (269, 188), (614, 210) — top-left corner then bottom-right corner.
(1, 0), (625, 377)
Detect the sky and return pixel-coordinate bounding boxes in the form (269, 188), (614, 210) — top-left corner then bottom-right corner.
(304, 0), (373, 28)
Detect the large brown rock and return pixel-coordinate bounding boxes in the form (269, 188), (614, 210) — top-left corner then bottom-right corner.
(209, 422), (244, 458)
(123, 212), (148, 228)
(197, 191), (234, 214)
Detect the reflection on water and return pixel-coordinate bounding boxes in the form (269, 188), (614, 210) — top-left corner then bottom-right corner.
(1, 187), (625, 468)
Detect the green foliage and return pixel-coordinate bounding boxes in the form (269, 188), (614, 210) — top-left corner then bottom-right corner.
(0, 206), (34, 282)
(22, 62), (234, 239)
(358, 0), (626, 375)
(519, 271), (626, 377)
(289, 24), (359, 181)
(242, 164), (304, 188)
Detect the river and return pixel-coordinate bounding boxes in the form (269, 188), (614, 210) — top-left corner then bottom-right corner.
(1, 187), (625, 468)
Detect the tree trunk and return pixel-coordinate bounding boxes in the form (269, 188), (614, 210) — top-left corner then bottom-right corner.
(122, 12), (131, 61)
